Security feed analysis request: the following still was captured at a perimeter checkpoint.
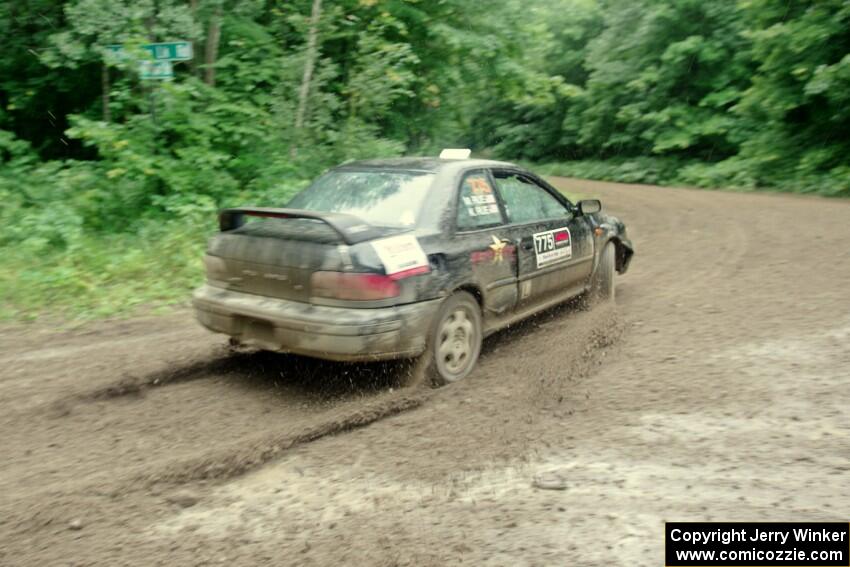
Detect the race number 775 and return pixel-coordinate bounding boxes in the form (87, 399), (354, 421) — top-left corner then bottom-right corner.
(534, 232), (555, 254)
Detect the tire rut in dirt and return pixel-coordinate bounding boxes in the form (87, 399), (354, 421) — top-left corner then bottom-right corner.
(0, 348), (434, 538)
(140, 388), (432, 486)
(58, 344), (419, 407)
(77, 349), (241, 402)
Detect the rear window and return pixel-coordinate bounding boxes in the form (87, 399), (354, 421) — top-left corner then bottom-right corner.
(287, 170), (434, 228)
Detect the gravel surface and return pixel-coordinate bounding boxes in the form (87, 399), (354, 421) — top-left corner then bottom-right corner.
(1, 178), (848, 566)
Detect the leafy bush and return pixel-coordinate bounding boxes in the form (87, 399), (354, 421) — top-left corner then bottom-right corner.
(0, 220), (208, 321)
(2, 0), (850, 322)
(537, 158), (684, 187)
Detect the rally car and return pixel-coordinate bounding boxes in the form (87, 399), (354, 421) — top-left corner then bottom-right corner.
(192, 150), (633, 385)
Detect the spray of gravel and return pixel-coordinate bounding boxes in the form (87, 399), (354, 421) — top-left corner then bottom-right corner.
(152, 301), (626, 544)
(3, 300), (623, 544)
(143, 302), (625, 487)
(479, 299), (624, 408)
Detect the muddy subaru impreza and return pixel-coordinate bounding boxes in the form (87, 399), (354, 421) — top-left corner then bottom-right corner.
(193, 151), (633, 385)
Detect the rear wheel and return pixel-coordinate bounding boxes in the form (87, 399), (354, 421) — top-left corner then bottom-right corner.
(411, 291), (482, 387)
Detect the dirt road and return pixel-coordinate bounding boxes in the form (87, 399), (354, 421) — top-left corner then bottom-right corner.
(1, 179), (848, 566)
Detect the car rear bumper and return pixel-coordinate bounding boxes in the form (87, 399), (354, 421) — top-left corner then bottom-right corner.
(192, 284), (441, 361)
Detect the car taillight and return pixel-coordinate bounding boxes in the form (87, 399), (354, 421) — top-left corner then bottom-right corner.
(311, 271), (400, 301)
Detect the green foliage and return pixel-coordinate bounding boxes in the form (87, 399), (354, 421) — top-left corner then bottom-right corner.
(578, 1), (751, 159)
(0, 220), (207, 321)
(733, 0), (850, 193)
(480, 0), (849, 197)
(537, 157), (686, 187)
(1, 0), (849, 321)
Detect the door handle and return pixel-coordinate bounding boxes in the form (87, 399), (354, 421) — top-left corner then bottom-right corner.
(520, 240), (534, 251)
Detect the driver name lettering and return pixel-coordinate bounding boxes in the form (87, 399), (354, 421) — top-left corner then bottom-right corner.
(462, 193), (498, 217)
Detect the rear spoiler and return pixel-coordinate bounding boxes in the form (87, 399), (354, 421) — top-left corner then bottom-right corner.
(218, 207), (383, 245)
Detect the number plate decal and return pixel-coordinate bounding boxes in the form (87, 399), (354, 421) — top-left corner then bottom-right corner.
(371, 234), (429, 276)
(532, 227), (572, 268)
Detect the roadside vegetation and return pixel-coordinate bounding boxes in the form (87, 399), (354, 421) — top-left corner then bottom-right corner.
(1, 0), (848, 320)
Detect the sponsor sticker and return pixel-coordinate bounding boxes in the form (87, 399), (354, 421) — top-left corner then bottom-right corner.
(468, 177), (493, 195)
(371, 234), (429, 277)
(461, 176), (500, 218)
(533, 226), (572, 268)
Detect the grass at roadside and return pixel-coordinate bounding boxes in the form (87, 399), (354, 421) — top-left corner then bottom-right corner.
(0, 222), (211, 322)
(1, 188), (587, 323)
(13, 157), (831, 324)
(0, 163), (668, 325)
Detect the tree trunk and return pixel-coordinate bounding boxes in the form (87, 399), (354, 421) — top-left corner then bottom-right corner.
(294, 0), (323, 135)
(204, 6), (222, 86)
(189, 0), (200, 78)
(101, 63), (111, 122)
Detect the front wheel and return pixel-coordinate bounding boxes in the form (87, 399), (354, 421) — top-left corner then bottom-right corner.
(414, 291), (483, 387)
(587, 241), (616, 304)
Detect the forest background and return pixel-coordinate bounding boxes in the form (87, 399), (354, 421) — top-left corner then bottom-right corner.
(2, 0), (848, 319)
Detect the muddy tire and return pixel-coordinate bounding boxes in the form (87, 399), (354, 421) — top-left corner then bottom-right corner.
(409, 291), (483, 387)
(587, 241), (616, 304)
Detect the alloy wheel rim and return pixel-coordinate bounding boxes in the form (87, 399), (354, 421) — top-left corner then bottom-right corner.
(437, 308), (475, 377)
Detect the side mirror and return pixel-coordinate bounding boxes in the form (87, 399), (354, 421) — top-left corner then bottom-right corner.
(578, 199), (602, 215)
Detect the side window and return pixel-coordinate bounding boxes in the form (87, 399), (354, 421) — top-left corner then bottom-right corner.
(456, 171), (503, 230)
(494, 173), (569, 224)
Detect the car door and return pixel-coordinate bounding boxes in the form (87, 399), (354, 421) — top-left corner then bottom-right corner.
(449, 169), (519, 318)
(490, 169), (594, 308)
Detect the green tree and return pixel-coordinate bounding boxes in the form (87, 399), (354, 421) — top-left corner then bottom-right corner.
(735, 0), (850, 194)
(574, 0), (752, 160)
